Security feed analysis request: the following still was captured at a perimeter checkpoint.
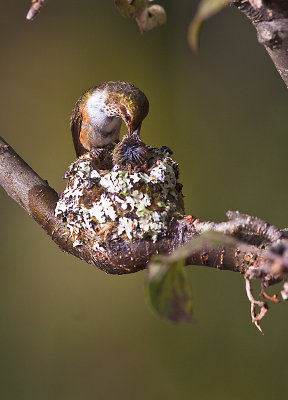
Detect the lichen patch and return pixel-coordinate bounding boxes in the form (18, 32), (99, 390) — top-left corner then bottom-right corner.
(55, 146), (184, 252)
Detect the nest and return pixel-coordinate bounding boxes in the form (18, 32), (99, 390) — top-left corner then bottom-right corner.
(55, 142), (184, 253)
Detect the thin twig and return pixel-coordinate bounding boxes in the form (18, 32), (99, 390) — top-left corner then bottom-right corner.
(245, 276), (268, 334)
(26, 0), (47, 21)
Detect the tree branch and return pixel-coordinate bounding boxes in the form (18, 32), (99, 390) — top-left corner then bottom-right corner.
(231, 0), (288, 88)
(2, 136), (288, 330)
(0, 135), (287, 279)
(0, 136), (144, 274)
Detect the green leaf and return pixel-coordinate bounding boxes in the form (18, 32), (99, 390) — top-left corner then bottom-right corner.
(146, 231), (237, 324)
(188, 0), (229, 52)
(146, 257), (194, 323)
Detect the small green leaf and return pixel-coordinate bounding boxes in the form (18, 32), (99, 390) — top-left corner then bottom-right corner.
(146, 231), (237, 324)
(188, 0), (229, 52)
(146, 257), (194, 323)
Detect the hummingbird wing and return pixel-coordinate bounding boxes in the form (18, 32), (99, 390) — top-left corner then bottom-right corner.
(70, 102), (86, 157)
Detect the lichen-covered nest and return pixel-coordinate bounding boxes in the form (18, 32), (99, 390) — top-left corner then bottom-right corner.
(55, 144), (184, 253)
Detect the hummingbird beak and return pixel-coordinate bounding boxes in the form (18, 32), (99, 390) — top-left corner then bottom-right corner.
(131, 123), (142, 140)
(127, 123), (133, 136)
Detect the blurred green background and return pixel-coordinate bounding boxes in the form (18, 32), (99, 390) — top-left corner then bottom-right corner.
(0, 1), (288, 399)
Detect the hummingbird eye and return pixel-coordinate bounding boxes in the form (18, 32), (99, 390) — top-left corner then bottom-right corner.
(125, 113), (131, 123)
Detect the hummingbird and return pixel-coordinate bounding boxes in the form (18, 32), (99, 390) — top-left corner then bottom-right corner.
(112, 133), (148, 171)
(70, 81), (149, 157)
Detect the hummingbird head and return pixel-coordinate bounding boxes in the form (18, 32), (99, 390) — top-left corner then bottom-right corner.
(102, 81), (149, 136)
(71, 82), (149, 157)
